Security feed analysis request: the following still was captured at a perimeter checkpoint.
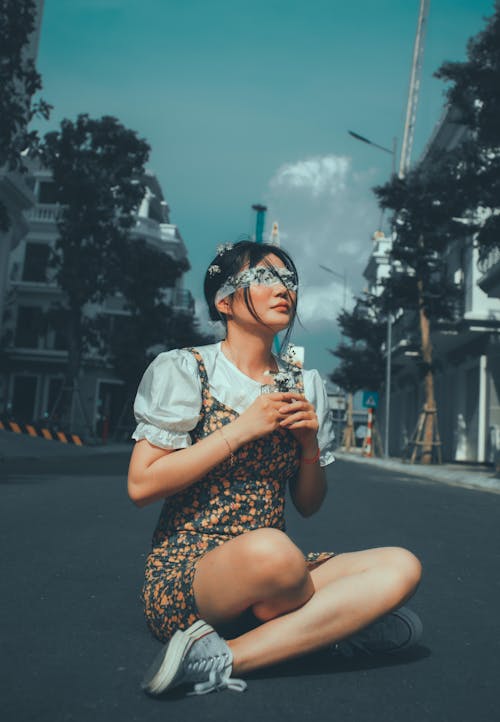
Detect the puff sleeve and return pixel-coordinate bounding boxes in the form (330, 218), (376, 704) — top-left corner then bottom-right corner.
(303, 369), (336, 467)
(131, 349), (202, 450)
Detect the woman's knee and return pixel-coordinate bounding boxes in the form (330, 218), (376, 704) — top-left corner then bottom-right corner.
(386, 547), (422, 594)
(240, 528), (309, 594)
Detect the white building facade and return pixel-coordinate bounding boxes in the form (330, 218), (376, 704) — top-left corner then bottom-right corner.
(364, 107), (500, 463)
(1, 166), (194, 440)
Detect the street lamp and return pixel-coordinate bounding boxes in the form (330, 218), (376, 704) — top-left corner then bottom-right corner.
(348, 130), (397, 176)
(348, 129), (396, 459)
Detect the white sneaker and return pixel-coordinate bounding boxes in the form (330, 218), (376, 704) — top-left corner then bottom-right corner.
(333, 606), (423, 657)
(141, 619), (247, 696)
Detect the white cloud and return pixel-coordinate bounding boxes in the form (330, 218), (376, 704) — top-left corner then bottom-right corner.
(265, 154), (380, 327)
(269, 156), (350, 198)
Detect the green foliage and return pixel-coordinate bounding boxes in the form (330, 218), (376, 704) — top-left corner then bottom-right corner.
(434, 2), (500, 261)
(34, 113), (151, 398)
(40, 115), (151, 308)
(329, 296), (386, 394)
(374, 158), (466, 320)
(0, 0), (51, 169)
(0, 0), (51, 230)
(435, 2), (500, 147)
(94, 238), (212, 390)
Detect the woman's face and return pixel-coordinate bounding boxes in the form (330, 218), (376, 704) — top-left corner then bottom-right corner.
(217, 253), (297, 333)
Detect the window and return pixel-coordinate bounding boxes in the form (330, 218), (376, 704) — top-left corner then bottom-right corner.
(15, 307), (43, 348)
(22, 243), (50, 282)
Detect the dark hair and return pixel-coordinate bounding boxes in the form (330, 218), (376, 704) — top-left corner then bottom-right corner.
(203, 239), (299, 350)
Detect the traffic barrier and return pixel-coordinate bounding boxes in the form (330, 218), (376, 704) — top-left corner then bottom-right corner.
(362, 408), (373, 457)
(0, 418), (83, 445)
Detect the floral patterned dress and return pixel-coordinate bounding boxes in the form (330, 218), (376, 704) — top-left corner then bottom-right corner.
(142, 348), (334, 642)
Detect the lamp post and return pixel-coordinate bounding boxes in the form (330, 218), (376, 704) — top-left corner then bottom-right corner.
(320, 264), (353, 450)
(348, 129), (396, 458)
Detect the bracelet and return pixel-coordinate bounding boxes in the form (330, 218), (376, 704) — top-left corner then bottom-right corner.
(219, 428), (236, 466)
(301, 447), (320, 465)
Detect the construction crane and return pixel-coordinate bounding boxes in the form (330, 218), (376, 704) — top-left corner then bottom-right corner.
(399, 0), (431, 178)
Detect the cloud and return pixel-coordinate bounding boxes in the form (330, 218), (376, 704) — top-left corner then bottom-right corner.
(265, 154), (380, 327)
(269, 156), (350, 198)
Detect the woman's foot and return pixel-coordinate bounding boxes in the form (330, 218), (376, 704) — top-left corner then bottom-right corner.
(332, 606), (423, 657)
(141, 619), (247, 696)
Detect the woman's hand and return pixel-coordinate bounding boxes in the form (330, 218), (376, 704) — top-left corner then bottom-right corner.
(277, 392), (326, 517)
(228, 392), (293, 445)
(277, 392), (319, 452)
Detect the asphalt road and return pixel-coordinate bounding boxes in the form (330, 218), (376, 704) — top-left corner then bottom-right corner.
(1, 452), (499, 722)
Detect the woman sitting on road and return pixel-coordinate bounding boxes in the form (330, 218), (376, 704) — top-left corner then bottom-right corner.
(127, 240), (423, 696)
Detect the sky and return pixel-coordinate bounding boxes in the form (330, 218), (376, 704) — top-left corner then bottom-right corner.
(34, 0), (496, 378)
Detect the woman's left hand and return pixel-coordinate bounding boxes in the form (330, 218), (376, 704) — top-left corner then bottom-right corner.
(278, 392), (319, 449)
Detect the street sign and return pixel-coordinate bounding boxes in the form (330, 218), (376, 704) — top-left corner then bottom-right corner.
(362, 391), (379, 408)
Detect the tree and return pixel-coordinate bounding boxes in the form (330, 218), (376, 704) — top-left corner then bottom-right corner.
(90, 238), (214, 439)
(374, 158), (468, 464)
(39, 114), (150, 432)
(434, 2), (500, 261)
(0, 0), (51, 229)
(330, 295), (386, 394)
(329, 294), (386, 451)
(375, 4), (500, 463)
(102, 240), (211, 390)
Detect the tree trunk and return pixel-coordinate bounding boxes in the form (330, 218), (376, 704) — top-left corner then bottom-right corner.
(53, 304), (84, 432)
(417, 275), (439, 464)
(342, 392), (355, 451)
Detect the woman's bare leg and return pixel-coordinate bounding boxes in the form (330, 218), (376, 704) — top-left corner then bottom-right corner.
(193, 528), (422, 675)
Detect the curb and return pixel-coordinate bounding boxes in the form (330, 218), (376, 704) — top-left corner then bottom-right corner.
(334, 450), (500, 494)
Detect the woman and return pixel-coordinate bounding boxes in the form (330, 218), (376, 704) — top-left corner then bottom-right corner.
(127, 240), (422, 696)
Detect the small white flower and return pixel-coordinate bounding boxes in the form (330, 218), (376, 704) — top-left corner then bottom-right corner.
(265, 369), (301, 392)
(217, 242), (234, 255)
(208, 264), (221, 276)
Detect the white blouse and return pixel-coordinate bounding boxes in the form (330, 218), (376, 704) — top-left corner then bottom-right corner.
(132, 341), (335, 467)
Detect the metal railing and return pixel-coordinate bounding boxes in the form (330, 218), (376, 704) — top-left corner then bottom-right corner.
(24, 204), (62, 223)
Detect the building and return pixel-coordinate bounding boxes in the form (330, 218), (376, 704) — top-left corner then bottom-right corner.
(1, 165), (193, 440)
(364, 106), (500, 463)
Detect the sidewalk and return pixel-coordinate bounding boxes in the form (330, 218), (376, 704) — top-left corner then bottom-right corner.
(334, 449), (500, 494)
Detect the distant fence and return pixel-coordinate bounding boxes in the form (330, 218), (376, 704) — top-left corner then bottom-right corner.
(0, 418), (83, 446)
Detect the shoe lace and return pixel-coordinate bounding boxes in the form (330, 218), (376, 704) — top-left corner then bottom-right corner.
(186, 653), (247, 696)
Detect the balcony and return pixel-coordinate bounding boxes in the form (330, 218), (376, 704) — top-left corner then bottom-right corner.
(24, 204), (62, 225)
(6, 344), (68, 365)
(9, 261), (60, 296)
(131, 216), (162, 244)
(130, 218), (188, 264)
(165, 288), (194, 314)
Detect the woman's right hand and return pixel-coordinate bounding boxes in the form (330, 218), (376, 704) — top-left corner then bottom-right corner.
(226, 392), (292, 446)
